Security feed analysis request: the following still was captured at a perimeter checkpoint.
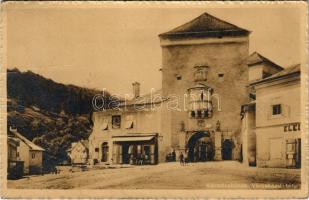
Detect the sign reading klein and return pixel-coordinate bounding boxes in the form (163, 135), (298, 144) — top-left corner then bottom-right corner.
(284, 122), (301, 132)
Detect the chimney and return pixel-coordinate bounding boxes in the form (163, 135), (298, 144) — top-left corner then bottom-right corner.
(9, 126), (17, 132)
(132, 82), (140, 98)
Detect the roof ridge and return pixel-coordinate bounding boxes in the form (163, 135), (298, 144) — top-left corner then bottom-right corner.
(247, 52), (284, 70)
(200, 12), (248, 32)
(159, 12), (250, 39)
(13, 131), (45, 151)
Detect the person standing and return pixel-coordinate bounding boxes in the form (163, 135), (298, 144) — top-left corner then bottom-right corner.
(179, 152), (184, 166)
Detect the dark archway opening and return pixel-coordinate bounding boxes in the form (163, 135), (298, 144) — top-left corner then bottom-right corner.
(188, 132), (214, 162)
(222, 139), (233, 160)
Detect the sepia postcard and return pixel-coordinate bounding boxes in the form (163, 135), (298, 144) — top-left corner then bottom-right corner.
(0, 1), (308, 199)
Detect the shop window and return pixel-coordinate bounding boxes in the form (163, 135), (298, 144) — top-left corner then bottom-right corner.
(112, 115), (121, 129)
(272, 104), (281, 115)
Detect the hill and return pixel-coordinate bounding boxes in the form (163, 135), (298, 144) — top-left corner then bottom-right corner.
(7, 68), (115, 166)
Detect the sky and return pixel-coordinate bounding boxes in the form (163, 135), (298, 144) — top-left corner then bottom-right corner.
(5, 3), (302, 96)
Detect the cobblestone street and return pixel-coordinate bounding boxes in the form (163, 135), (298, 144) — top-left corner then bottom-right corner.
(8, 161), (300, 190)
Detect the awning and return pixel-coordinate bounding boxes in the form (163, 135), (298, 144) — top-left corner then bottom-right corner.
(112, 136), (155, 142)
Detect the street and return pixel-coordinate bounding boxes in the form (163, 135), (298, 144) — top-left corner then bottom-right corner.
(8, 161), (300, 190)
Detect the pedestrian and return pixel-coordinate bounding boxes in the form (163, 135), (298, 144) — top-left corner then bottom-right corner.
(179, 152), (184, 166)
(184, 154), (188, 166)
(140, 154), (144, 165)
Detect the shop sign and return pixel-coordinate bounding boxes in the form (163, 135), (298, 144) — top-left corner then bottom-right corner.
(284, 122), (300, 132)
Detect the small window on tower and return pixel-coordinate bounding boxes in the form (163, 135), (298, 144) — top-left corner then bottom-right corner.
(272, 104), (282, 115)
(176, 75), (182, 80)
(218, 73), (224, 82)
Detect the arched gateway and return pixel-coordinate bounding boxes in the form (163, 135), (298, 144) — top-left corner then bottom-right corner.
(187, 131), (214, 162)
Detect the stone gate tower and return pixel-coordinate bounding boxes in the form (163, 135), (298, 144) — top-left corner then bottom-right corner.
(158, 12), (251, 162)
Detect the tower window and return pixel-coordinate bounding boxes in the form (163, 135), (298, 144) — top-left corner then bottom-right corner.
(272, 104), (281, 115)
(218, 73), (224, 82)
(176, 75), (182, 80)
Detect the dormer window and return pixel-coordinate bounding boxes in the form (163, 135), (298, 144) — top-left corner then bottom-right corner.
(194, 65), (208, 82)
(125, 115), (134, 129)
(101, 122), (108, 130)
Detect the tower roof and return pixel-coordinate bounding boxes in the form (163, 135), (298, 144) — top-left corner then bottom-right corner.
(159, 12), (250, 39)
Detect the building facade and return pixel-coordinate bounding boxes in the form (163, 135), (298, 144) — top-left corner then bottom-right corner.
(247, 64), (301, 168)
(88, 12), (301, 168)
(9, 128), (45, 174)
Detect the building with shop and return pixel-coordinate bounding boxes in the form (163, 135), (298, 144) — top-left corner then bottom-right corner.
(88, 12), (301, 167)
(243, 64), (301, 168)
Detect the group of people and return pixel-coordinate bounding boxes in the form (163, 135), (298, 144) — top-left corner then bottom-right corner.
(130, 153), (149, 165)
(179, 152), (188, 166)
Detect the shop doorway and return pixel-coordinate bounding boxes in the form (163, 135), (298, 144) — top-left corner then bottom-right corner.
(222, 139), (233, 160)
(188, 132), (214, 162)
(122, 144), (130, 164)
(101, 142), (109, 162)
(296, 139), (301, 168)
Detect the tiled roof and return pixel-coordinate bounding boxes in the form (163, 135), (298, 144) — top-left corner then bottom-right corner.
(119, 89), (168, 107)
(251, 64), (300, 85)
(267, 64), (300, 79)
(11, 130), (45, 151)
(159, 12), (250, 39)
(247, 52), (284, 70)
